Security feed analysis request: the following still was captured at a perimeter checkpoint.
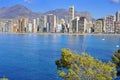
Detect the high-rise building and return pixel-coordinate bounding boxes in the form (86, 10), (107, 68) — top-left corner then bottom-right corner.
(6, 20), (12, 32)
(0, 19), (6, 32)
(56, 24), (62, 33)
(0, 19), (13, 32)
(95, 19), (104, 33)
(39, 16), (47, 32)
(86, 21), (93, 33)
(18, 18), (27, 33)
(11, 19), (18, 33)
(68, 6), (74, 33)
(26, 23), (33, 33)
(72, 17), (79, 33)
(47, 14), (57, 32)
(0, 21), (3, 32)
(105, 15), (115, 33)
(78, 17), (87, 33)
(116, 11), (120, 22)
(115, 21), (120, 33)
(33, 19), (37, 33)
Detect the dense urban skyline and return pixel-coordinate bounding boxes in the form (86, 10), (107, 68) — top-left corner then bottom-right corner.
(0, 0), (120, 18)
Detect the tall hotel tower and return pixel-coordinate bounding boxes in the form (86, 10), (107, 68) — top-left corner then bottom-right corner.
(18, 18), (27, 33)
(116, 11), (120, 22)
(105, 15), (115, 33)
(47, 14), (57, 32)
(68, 6), (74, 33)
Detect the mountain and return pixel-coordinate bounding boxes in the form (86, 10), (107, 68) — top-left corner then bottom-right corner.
(44, 9), (93, 21)
(0, 4), (93, 21)
(0, 4), (39, 19)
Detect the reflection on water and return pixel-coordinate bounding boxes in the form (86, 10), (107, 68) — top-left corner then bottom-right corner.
(0, 34), (119, 80)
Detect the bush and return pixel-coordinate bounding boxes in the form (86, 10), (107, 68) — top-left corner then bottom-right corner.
(112, 49), (120, 67)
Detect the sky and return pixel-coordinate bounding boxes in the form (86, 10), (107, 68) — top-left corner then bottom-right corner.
(0, 0), (120, 19)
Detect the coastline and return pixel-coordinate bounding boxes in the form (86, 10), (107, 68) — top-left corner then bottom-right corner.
(0, 32), (120, 36)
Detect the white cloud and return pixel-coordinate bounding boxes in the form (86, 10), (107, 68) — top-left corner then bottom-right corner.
(111, 0), (120, 4)
(24, 0), (31, 4)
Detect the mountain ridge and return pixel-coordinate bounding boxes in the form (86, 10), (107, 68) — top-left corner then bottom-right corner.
(0, 4), (93, 21)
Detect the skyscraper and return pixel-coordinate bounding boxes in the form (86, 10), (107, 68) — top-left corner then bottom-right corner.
(11, 19), (18, 33)
(115, 21), (120, 33)
(105, 15), (115, 33)
(39, 16), (47, 32)
(33, 19), (37, 33)
(27, 23), (33, 33)
(18, 18), (27, 33)
(78, 17), (87, 33)
(47, 14), (57, 32)
(116, 11), (120, 22)
(72, 17), (79, 33)
(95, 19), (104, 33)
(68, 6), (74, 33)
(6, 20), (12, 32)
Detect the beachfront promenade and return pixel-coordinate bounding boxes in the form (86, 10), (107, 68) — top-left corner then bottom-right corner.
(0, 32), (120, 36)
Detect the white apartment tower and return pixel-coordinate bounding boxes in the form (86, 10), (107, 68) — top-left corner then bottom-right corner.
(68, 6), (74, 33)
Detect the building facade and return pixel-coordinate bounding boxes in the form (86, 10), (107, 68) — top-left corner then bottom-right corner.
(47, 14), (57, 32)
(95, 19), (104, 33)
(68, 6), (74, 33)
(115, 21), (120, 33)
(39, 16), (47, 32)
(105, 15), (115, 33)
(18, 18), (27, 33)
(78, 17), (87, 33)
(116, 11), (120, 22)
(72, 17), (79, 33)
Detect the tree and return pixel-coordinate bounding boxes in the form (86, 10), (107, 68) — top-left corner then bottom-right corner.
(112, 49), (120, 67)
(56, 48), (117, 80)
(0, 78), (8, 80)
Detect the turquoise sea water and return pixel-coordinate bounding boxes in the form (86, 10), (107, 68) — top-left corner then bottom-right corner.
(0, 34), (120, 80)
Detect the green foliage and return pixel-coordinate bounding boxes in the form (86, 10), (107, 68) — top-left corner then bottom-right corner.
(0, 78), (9, 80)
(112, 49), (120, 67)
(56, 48), (117, 80)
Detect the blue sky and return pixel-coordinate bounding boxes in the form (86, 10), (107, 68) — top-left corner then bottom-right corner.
(0, 0), (120, 19)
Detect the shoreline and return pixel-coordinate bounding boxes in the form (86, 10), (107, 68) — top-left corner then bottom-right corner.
(0, 32), (120, 36)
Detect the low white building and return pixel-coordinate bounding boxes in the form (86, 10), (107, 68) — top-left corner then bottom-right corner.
(56, 24), (62, 32)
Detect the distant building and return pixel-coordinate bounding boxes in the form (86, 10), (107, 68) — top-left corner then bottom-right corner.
(95, 19), (104, 33)
(56, 19), (66, 33)
(72, 17), (79, 33)
(11, 19), (18, 33)
(33, 19), (37, 33)
(39, 16), (47, 32)
(60, 19), (65, 25)
(86, 21), (93, 33)
(72, 17), (87, 33)
(6, 20), (12, 32)
(68, 6), (74, 33)
(115, 21), (120, 33)
(47, 14), (57, 32)
(0, 20), (6, 32)
(56, 24), (62, 32)
(18, 18), (27, 33)
(46, 23), (50, 33)
(0, 21), (4, 32)
(78, 17), (87, 33)
(26, 23), (33, 33)
(105, 15), (115, 33)
(0, 19), (13, 32)
(116, 11), (120, 22)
